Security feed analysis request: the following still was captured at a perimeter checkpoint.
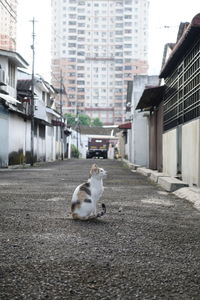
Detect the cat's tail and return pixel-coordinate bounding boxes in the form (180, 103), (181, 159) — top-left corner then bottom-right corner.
(96, 203), (106, 218)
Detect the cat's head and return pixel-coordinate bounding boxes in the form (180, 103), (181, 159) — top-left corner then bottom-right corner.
(90, 164), (107, 179)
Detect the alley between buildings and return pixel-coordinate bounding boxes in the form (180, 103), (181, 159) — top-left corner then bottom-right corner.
(0, 159), (200, 299)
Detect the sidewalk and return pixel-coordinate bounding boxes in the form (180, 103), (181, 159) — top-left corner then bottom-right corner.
(123, 159), (200, 211)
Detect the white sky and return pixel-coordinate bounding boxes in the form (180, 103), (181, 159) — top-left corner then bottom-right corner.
(16, 0), (200, 81)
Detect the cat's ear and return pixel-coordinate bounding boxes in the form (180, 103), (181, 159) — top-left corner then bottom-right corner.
(90, 164), (98, 175)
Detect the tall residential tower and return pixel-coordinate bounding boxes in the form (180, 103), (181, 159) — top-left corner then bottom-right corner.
(51, 0), (149, 124)
(0, 0), (17, 51)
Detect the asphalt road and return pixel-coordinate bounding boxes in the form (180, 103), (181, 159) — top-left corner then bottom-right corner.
(0, 159), (200, 300)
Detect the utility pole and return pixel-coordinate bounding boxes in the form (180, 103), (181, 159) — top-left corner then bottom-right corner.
(30, 18), (36, 166)
(75, 101), (79, 152)
(60, 69), (64, 160)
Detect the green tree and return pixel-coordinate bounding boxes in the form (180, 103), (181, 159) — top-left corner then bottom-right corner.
(64, 113), (103, 127)
(64, 113), (76, 126)
(92, 117), (103, 126)
(79, 114), (91, 126)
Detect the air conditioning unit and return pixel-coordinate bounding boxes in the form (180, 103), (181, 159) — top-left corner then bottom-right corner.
(0, 69), (6, 84)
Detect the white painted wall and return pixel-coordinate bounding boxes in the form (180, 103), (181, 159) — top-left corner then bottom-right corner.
(182, 118), (200, 187)
(8, 113), (26, 154)
(163, 128), (177, 177)
(46, 125), (54, 161)
(71, 130), (90, 159)
(128, 75), (159, 167)
(131, 113), (149, 166)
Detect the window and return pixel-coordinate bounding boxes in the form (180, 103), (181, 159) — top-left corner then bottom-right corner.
(77, 95), (85, 99)
(68, 36), (77, 40)
(68, 43), (76, 47)
(77, 80), (85, 85)
(78, 23), (85, 27)
(124, 44), (132, 48)
(78, 30), (85, 34)
(69, 14), (76, 19)
(69, 28), (76, 33)
(115, 74), (123, 78)
(115, 66), (123, 71)
(77, 51), (85, 56)
(69, 94), (75, 99)
(115, 45), (123, 49)
(115, 59), (123, 64)
(69, 80), (75, 84)
(69, 50), (76, 55)
(77, 88), (85, 92)
(69, 21), (76, 25)
(8, 62), (15, 87)
(69, 72), (76, 77)
(77, 73), (84, 78)
(125, 29), (132, 34)
(124, 66), (132, 70)
(115, 31), (123, 35)
(78, 16), (85, 20)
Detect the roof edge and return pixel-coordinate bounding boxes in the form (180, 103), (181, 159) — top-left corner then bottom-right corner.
(159, 13), (200, 78)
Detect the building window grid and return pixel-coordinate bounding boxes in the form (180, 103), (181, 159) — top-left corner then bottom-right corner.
(164, 40), (200, 131)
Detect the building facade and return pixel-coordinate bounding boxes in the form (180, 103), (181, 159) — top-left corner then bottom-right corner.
(0, 0), (17, 51)
(160, 14), (200, 187)
(51, 0), (149, 124)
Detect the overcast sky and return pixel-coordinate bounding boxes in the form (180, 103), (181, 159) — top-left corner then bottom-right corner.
(17, 0), (200, 81)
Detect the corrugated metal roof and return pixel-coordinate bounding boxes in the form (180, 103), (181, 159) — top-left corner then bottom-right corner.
(160, 13), (200, 78)
(136, 85), (165, 110)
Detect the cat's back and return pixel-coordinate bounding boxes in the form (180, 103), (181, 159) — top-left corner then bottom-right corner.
(71, 181), (91, 202)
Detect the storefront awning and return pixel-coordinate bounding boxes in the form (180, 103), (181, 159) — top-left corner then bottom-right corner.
(0, 93), (21, 105)
(118, 122), (132, 129)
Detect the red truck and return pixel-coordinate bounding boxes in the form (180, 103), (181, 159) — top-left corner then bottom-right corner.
(86, 137), (109, 159)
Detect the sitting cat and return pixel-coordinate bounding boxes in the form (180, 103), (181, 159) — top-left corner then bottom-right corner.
(71, 164), (107, 220)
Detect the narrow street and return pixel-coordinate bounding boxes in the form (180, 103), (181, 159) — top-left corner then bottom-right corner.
(0, 159), (200, 300)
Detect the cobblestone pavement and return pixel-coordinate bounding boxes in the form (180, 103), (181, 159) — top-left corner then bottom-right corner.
(0, 159), (200, 300)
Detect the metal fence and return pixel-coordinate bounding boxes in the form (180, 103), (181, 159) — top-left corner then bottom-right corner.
(164, 39), (200, 131)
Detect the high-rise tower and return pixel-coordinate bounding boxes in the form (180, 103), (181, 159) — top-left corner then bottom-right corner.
(0, 0), (17, 51)
(51, 0), (149, 124)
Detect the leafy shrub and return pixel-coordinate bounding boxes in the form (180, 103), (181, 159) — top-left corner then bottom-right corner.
(71, 144), (80, 158)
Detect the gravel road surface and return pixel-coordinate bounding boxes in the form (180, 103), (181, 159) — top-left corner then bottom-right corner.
(0, 159), (200, 300)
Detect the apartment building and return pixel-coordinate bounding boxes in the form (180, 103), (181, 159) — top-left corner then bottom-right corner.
(51, 0), (149, 124)
(0, 0), (17, 51)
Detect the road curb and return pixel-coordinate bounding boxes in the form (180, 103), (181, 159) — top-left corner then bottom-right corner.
(122, 159), (200, 211)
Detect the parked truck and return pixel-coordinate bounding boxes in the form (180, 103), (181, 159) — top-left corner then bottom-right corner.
(86, 136), (119, 159)
(86, 137), (109, 159)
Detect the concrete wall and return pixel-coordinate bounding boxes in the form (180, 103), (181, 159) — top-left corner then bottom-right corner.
(163, 128), (177, 177)
(129, 75), (159, 167)
(131, 113), (149, 166)
(8, 113), (31, 164)
(182, 118), (200, 187)
(46, 126), (54, 161)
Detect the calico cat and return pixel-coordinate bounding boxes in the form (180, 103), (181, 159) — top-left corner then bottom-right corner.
(71, 164), (107, 220)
